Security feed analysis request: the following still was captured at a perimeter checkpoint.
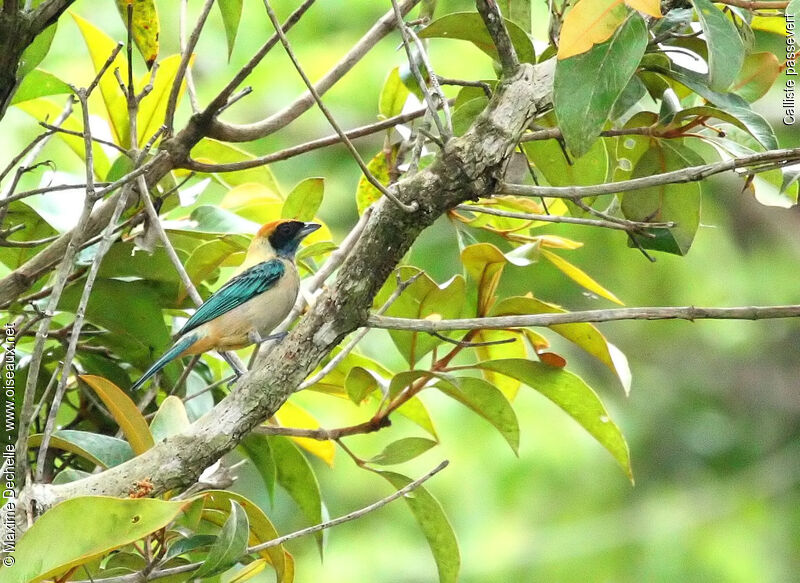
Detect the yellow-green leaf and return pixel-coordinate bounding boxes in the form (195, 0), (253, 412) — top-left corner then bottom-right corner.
(149, 395), (191, 442)
(540, 248), (623, 305)
(625, 0), (661, 17)
(275, 400), (335, 467)
(11, 497), (188, 583)
(461, 243), (508, 315)
(115, 0), (160, 68)
(80, 374), (155, 455)
(136, 54), (187, 147)
(356, 147), (395, 213)
(282, 177), (324, 221)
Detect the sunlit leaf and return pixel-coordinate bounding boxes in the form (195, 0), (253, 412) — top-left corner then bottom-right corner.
(11, 497), (187, 583)
(461, 243), (507, 316)
(115, 0), (160, 68)
(625, 0), (661, 17)
(136, 54), (187, 147)
(731, 52), (781, 103)
(472, 329), (527, 399)
(192, 139), (282, 193)
(356, 147), (395, 214)
(379, 66), (411, 118)
(10, 69), (71, 105)
(19, 18), (57, 79)
(218, 0), (244, 60)
(555, 12), (648, 156)
(367, 437), (438, 465)
(228, 558), (268, 582)
(275, 400), (335, 467)
(540, 249), (623, 305)
(282, 177), (324, 221)
(379, 472), (460, 583)
(149, 396), (191, 442)
(557, 0), (628, 60)
(80, 375), (154, 455)
(478, 359), (633, 481)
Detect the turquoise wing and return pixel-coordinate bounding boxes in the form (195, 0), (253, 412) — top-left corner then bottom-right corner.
(178, 259), (286, 335)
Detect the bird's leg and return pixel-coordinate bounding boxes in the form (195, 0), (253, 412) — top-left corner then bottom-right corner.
(221, 352), (247, 380)
(248, 330), (288, 345)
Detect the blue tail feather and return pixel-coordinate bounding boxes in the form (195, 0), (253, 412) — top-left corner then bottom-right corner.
(131, 333), (199, 391)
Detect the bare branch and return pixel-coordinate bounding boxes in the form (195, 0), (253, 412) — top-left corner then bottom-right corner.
(500, 147), (800, 199)
(262, 0), (418, 212)
(367, 304), (800, 332)
(207, 0), (422, 142)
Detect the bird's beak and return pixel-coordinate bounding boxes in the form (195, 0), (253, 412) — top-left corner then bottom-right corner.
(298, 222), (322, 238)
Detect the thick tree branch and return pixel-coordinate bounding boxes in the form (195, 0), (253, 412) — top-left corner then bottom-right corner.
(25, 60), (552, 510)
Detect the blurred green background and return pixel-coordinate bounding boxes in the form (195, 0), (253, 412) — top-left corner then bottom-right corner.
(3, 0), (798, 581)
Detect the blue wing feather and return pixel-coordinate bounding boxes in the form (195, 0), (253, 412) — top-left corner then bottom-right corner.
(178, 259), (285, 336)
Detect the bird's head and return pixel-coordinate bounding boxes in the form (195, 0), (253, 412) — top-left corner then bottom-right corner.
(246, 219), (321, 264)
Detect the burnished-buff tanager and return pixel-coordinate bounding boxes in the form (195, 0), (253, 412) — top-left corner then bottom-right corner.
(131, 219), (320, 391)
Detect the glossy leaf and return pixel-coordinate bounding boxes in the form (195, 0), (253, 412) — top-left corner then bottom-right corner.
(558, 0), (628, 60)
(419, 11), (535, 64)
(115, 0), (160, 68)
(540, 249), (623, 305)
(19, 20), (57, 78)
(269, 436), (324, 550)
(10, 69), (71, 105)
(379, 66), (411, 118)
(80, 375), (154, 455)
(282, 177), (324, 221)
(379, 472), (460, 583)
(149, 396), (191, 442)
(478, 359), (633, 481)
(693, 0), (743, 91)
(27, 430), (133, 468)
(555, 13), (648, 156)
(194, 500), (250, 578)
(162, 534), (217, 562)
(621, 141), (704, 255)
(11, 497), (187, 583)
(367, 437), (438, 465)
(275, 400), (335, 466)
(218, 0), (244, 60)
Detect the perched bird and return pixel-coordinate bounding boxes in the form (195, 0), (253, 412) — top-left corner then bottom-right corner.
(131, 219), (320, 391)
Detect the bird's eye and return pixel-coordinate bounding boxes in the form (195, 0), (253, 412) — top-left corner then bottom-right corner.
(278, 223), (292, 235)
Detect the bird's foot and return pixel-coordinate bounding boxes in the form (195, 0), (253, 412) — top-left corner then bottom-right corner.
(249, 330), (288, 345)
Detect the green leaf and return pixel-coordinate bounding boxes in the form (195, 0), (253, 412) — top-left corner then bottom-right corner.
(163, 534), (217, 562)
(18, 18), (57, 78)
(194, 500), (250, 578)
(379, 66), (411, 118)
(477, 359), (633, 481)
(377, 267), (466, 366)
(356, 147), (394, 214)
(693, 0), (744, 91)
(10, 69), (71, 105)
(11, 497), (188, 583)
(268, 436), (324, 551)
(0, 200), (57, 269)
(241, 434), (276, 500)
(191, 138), (282, 193)
(115, 0), (160, 68)
(554, 12), (648, 157)
(27, 430), (133, 468)
(367, 437), (438, 465)
(149, 396), (191, 442)
(181, 235), (248, 297)
(435, 376), (520, 455)
(522, 128), (609, 187)
(610, 74), (646, 120)
(186, 205), (262, 234)
(731, 52), (782, 103)
(498, 0), (531, 33)
(378, 472), (460, 583)
(540, 249), (624, 304)
(345, 366), (382, 404)
(472, 329), (527, 400)
(80, 375), (154, 455)
(452, 96), (488, 136)
(51, 468), (93, 485)
(282, 177), (324, 221)
(136, 54), (184, 147)
(218, 0), (244, 60)
(419, 11), (535, 64)
(621, 141), (704, 255)
(202, 490), (287, 581)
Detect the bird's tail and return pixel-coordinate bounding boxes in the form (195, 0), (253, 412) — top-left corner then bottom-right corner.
(131, 333), (199, 391)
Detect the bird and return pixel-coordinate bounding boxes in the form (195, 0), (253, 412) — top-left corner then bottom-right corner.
(131, 219), (321, 391)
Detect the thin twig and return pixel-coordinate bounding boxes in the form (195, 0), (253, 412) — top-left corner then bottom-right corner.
(476, 0), (519, 73)
(207, 0), (422, 142)
(500, 147), (800, 199)
(39, 123), (128, 154)
(368, 304), (800, 332)
(455, 204), (674, 232)
(262, 0), (418, 213)
(297, 271), (423, 390)
(164, 0), (216, 136)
